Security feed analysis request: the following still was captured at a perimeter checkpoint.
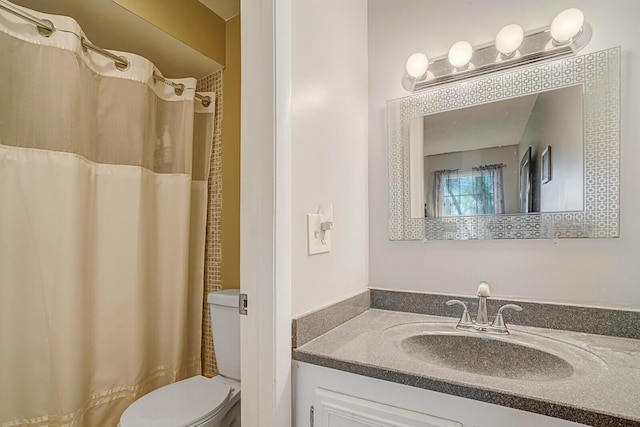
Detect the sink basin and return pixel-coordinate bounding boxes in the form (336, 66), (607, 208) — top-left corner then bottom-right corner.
(400, 333), (574, 380)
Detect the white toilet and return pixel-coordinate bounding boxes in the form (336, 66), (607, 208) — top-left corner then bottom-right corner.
(119, 290), (241, 427)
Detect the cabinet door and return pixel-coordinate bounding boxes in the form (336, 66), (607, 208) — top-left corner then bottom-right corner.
(314, 388), (463, 427)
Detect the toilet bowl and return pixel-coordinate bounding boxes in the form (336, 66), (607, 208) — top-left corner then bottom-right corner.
(119, 290), (241, 427)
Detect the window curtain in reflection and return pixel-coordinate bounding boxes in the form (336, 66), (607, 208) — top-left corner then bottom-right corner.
(474, 164), (505, 215)
(431, 164), (505, 217)
(431, 169), (459, 217)
(0, 3), (215, 426)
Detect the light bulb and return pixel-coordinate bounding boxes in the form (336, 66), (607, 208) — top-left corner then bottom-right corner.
(405, 53), (429, 79)
(550, 8), (584, 44)
(495, 24), (524, 56)
(448, 41), (473, 69)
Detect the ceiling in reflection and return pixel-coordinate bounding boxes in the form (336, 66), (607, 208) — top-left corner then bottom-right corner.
(422, 94), (538, 156)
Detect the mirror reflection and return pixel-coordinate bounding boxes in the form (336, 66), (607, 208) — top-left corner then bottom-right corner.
(388, 48), (620, 241)
(409, 85), (583, 218)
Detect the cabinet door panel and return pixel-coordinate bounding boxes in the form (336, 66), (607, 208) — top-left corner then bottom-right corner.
(314, 388), (463, 427)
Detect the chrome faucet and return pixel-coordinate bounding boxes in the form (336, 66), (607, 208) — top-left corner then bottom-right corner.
(446, 282), (522, 334)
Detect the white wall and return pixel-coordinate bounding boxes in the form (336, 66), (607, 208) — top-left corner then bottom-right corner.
(368, 0), (640, 308)
(529, 87), (584, 212)
(291, 0), (369, 317)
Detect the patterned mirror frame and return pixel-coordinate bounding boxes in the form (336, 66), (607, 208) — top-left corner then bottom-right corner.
(388, 47), (620, 241)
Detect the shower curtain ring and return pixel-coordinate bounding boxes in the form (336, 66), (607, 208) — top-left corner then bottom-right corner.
(37, 19), (55, 37)
(115, 56), (130, 71)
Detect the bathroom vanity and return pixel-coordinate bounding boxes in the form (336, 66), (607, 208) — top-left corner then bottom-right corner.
(292, 291), (640, 427)
(292, 32), (633, 427)
(295, 361), (586, 427)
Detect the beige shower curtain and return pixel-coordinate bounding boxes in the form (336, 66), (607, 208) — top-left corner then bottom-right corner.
(0, 2), (214, 426)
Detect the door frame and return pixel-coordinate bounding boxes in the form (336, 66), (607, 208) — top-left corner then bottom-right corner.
(240, 0), (292, 426)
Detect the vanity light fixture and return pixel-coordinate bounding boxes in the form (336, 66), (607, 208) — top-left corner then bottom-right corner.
(402, 7), (592, 92)
(550, 8), (584, 45)
(495, 24), (524, 59)
(405, 52), (430, 79)
(448, 41), (474, 70)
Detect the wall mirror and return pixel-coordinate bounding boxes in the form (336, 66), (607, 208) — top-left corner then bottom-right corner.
(388, 47), (620, 240)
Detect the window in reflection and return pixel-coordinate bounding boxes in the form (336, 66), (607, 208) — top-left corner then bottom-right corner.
(431, 164), (505, 217)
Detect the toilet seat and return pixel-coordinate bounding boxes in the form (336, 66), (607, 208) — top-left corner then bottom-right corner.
(119, 376), (232, 427)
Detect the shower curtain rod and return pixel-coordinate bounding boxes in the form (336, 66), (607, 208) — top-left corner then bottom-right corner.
(0, 0), (212, 108)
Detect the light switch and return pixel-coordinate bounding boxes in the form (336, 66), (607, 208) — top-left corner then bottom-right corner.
(307, 213), (331, 255)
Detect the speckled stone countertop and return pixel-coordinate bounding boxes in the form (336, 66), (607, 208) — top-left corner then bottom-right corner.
(293, 309), (640, 427)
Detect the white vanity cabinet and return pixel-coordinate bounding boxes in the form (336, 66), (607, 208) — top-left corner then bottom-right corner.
(313, 387), (462, 427)
(294, 362), (586, 427)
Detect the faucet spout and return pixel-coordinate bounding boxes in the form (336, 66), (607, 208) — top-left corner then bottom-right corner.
(475, 281), (491, 328)
(445, 281), (522, 334)
(476, 281), (491, 297)
(476, 295), (490, 328)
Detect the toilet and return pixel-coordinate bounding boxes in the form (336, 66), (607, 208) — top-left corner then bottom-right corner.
(119, 290), (241, 427)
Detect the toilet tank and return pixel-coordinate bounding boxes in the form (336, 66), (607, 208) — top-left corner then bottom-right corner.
(208, 289), (241, 380)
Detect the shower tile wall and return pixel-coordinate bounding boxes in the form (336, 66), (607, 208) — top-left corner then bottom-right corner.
(197, 70), (223, 378)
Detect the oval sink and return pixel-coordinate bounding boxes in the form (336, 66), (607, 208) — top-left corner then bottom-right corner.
(400, 333), (575, 380)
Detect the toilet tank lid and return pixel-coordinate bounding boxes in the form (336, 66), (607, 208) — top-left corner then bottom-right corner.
(208, 289), (240, 307)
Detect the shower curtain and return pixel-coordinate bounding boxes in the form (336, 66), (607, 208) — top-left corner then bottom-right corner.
(0, 3), (215, 426)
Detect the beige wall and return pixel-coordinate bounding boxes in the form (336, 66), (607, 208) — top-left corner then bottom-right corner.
(11, 0), (221, 77)
(113, 0), (226, 66)
(221, 15), (241, 289)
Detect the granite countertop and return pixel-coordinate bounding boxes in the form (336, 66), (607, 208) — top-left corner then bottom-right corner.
(293, 309), (640, 427)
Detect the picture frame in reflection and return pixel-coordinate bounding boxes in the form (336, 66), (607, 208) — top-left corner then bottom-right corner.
(541, 145), (552, 184)
(519, 147), (532, 213)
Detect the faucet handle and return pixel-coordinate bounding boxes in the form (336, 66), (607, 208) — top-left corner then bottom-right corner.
(491, 304), (523, 333)
(496, 304), (523, 315)
(446, 299), (473, 325)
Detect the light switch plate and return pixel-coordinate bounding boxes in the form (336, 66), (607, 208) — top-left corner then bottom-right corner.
(307, 214), (330, 255)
